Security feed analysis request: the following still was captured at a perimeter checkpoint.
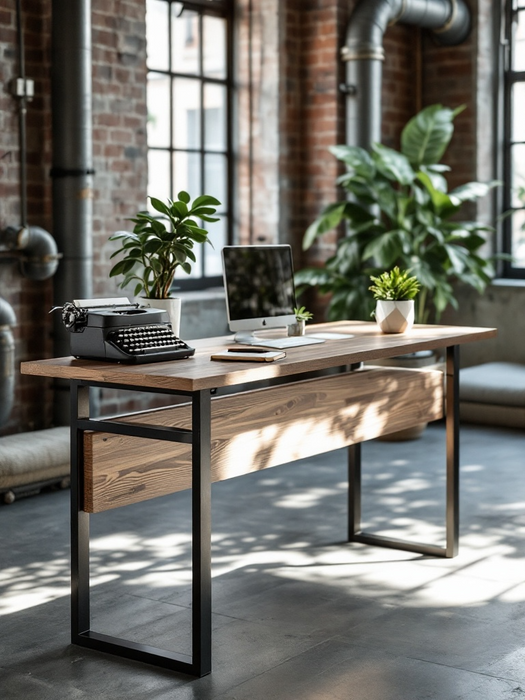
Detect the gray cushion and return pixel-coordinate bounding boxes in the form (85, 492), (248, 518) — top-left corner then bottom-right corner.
(460, 362), (525, 407)
(0, 427), (69, 488)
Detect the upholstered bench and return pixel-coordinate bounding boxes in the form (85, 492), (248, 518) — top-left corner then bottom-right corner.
(0, 427), (70, 504)
(460, 362), (525, 428)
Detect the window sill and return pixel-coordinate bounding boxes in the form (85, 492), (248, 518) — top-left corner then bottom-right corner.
(176, 287), (225, 302)
(491, 278), (525, 288)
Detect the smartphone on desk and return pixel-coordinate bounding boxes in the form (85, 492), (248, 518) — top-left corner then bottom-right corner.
(211, 348), (286, 362)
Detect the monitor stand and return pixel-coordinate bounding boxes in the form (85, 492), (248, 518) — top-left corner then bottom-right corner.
(233, 331), (271, 345)
(233, 330), (325, 350)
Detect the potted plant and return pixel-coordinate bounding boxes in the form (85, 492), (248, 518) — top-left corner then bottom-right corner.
(295, 104), (499, 325)
(288, 305), (314, 337)
(369, 267), (420, 333)
(109, 191), (220, 334)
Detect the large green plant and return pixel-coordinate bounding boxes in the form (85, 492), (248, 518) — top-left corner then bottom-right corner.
(109, 192), (220, 299)
(296, 104), (498, 323)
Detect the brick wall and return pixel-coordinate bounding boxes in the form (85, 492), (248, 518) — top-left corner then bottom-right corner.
(0, 0), (53, 436)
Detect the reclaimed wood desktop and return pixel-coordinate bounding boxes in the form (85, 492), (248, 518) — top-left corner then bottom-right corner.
(20, 321), (496, 677)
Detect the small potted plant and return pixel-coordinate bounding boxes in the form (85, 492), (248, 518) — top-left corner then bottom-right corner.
(288, 305), (314, 337)
(369, 267), (420, 334)
(109, 192), (220, 334)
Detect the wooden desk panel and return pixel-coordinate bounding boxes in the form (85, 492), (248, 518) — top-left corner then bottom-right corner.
(84, 366), (444, 512)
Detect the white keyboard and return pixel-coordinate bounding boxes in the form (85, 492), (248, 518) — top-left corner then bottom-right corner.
(248, 336), (326, 349)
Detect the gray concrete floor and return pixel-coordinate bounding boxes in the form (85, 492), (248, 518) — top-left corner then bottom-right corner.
(1, 423), (525, 699)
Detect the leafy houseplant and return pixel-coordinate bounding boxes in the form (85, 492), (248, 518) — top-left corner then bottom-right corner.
(288, 305), (314, 337)
(369, 267), (420, 334)
(295, 104), (499, 324)
(109, 192), (221, 299)
(369, 266), (421, 301)
(293, 305), (314, 322)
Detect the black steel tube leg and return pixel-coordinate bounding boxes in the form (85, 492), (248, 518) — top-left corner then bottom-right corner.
(445, 345), (460, 557)
(348, 443), (362, 541)
(191, 390), (212, 676)
(70, 381), (91, 637)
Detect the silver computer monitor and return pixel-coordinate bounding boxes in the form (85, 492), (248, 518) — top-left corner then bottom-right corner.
(222, 244), (296, 332)
(221, 244), (326, 348)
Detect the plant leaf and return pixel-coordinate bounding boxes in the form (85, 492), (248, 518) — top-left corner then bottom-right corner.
(191, 194), (221, 208)
(149, 197), (170, 215)
(449, 180), (500, 205)
(303, 203), (346, 250)
(401, 104), (465, 167)
(372, 143), (414, 186)
(363, 231), (403, 267)
(329, 145), (376, 178)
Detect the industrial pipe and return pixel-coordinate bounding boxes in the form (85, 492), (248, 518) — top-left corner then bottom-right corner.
(0, 297), (16, 428)
(51, 0), (94, 424)
(0, 225), (61, 280)
(343, 0), (471, 151)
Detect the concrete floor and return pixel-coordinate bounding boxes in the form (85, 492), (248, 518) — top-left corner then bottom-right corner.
(1, 422), (525, 699)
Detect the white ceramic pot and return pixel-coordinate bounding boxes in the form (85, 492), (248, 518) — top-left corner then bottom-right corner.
(375, 299), (414, 334)
(139, 297), (181, 336)
(287, 319), (306, 337)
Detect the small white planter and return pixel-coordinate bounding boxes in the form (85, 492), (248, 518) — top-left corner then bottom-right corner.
(288, 319), (306, 337)
(138, 297), (181, 336)
(375, 299), (414, 334)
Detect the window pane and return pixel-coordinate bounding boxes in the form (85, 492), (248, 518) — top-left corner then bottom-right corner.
(204, 84), (226, 151)
(205, 215), (226, 276)
(172, 8), (200, 75)
(204, 154), (227, 209)
(513, 82), (525, 142)
(146, 0), (169, 71)
(173, 151), (201, 198)
(512, 144), (525, 205)
(203, 15), (226, 79)
(173, 78), (201, 149)
(511, 210), (525, 267)
(148, 149), (171, 202)
(147, 73), (171, 148)
(513, 11), (525, 71)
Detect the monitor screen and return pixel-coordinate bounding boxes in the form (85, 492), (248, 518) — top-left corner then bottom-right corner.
(222, 245), (297, 333)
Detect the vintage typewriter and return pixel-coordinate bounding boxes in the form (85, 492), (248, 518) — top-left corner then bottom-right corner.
(53, 298), (195, 363)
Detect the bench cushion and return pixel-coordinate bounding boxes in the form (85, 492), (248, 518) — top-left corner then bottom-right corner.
(0, 427), (69, 489)
(460, 362), (525, 428)
(460, 362), (525, 407)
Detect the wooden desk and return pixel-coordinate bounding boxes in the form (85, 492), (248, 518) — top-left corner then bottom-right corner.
(21, 321), (496, 676)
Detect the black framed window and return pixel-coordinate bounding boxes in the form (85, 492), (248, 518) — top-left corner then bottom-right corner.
(146, 0), (233, 289)
(504, 0), (525, 277)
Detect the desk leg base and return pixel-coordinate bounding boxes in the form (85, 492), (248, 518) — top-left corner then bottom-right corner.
(349, 532), (452, 558)
(74, 631), (210, 677)
(348, 345), (459, 560)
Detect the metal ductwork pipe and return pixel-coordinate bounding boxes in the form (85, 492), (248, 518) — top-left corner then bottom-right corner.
(0, 297), (16, 428)
(343, 0), (471, 151)
(51, 0), (94, 424)
(0, 225), (61, 280)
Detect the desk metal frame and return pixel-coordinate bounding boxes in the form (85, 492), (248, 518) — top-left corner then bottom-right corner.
(348, 345), (459, 558)
(67, 345), (459, 677)
(70, 381), (212, 677)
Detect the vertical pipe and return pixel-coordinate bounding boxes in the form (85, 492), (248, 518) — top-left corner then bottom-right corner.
(51, 0), (94, 424)
(343, 0), (471, 151)
(0, 298), (16, 428)
(15, 0), (27, 228)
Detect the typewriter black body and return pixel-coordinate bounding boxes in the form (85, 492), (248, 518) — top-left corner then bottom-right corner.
(57, 299), (195, 364)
